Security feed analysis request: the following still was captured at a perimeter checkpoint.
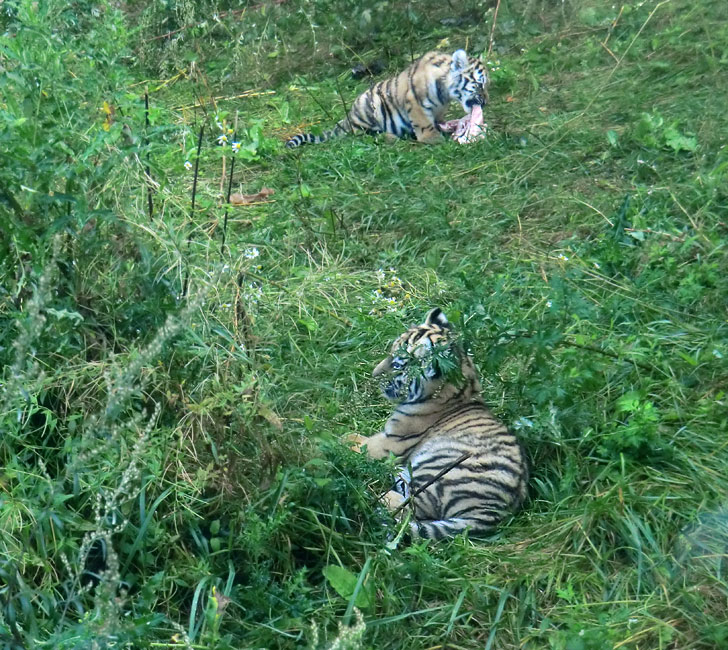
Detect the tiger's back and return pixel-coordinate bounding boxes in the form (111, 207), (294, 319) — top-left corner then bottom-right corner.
(286, 49), (488, 148)
(356, 308), (528, 540)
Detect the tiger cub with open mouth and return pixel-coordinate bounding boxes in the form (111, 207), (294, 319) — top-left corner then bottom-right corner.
(286, 49), (488, 148)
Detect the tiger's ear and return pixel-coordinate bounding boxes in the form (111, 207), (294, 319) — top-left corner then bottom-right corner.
(451, 49), (468, 71)
(424, 307), (451, 329)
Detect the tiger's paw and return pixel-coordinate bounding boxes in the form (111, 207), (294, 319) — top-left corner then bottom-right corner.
(346, 433), (368, 453)
(381, 490), (406, 512)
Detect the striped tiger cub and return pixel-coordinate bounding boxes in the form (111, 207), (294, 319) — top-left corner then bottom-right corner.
(286, 49), (488, 148)
(351, 308), (528, 540)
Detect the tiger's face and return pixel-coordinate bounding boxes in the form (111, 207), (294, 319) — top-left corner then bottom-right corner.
(449, 49), (488, 113)
(373, 308), (455, 404)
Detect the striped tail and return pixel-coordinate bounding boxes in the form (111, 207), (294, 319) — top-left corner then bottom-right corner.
(285, 119), (351, 148)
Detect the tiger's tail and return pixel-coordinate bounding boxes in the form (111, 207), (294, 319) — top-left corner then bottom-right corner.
(285, 119), (352, 148)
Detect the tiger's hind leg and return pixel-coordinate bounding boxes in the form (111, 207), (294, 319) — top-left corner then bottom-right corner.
(412, 517), (495, 540)
(381, 490), (406, 511)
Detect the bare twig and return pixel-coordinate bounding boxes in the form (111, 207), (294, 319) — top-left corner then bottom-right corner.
(487, 0), (502, 58)
(182, 124), (205, 298)
(172, 91), (275, 112)
(237, 269), (353, 327)
(145, 0), (287, 43)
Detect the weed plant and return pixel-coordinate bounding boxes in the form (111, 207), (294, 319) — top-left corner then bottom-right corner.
(1, 0), (727, 648)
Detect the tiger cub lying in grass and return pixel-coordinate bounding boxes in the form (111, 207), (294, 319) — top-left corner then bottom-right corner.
(286, 49), (488, 148)
(350, 309), (528, 540)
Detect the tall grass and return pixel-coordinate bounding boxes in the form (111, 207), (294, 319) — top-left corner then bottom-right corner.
(1, 0), (727, 647)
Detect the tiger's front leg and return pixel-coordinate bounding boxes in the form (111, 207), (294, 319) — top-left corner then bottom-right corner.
(409, 104), (444, 144)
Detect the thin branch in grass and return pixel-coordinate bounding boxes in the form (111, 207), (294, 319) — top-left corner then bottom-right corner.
(623, 227), (686, 243)
(388, 452), (472, 516)
(333, 75), (353, 133)
(513, 1), (671, 186)
(487, 0), (501, 58)
(172, 90), (275, 112)
(144, 1), (287, 43)
(602, 4), (625, 50)
(559, 339), (655, 373)
(183, 124), (204, 298)
(236, 268), (353, 327)
(301, 84), (336, 124)
(144, 90), (154, 221)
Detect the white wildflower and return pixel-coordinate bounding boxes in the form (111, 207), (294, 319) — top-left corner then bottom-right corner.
(184, 160), (193, 170)
(231, 141), (241, 153)
(217, 134), (228, 145)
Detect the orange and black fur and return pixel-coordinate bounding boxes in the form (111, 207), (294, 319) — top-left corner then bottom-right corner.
(350, 308), (528, 540)
(286, 50), (488, 148)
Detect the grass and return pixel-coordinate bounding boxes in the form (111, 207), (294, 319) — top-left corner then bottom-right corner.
(1, 0), (727, 648)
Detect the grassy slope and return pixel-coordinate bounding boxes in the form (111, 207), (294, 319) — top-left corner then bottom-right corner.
(2, 0), (727, 648)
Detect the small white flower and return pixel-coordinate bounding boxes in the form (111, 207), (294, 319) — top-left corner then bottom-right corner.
(217, 134), (228, 145)
(593, 262), (601, 269)
(243, 247), (260, 259)
(231, 141), (241, 153)
(557, 254), (569, 262)
(184, 160), (193, 170)
(546, 300), (552, 308)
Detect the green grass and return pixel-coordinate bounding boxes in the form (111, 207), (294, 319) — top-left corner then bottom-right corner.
(1, 0), (727, 648)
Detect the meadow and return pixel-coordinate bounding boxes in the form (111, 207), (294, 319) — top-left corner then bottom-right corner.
(1, 0), (727, 648)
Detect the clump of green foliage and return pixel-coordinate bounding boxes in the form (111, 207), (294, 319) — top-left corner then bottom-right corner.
(1, 0), (727, 648)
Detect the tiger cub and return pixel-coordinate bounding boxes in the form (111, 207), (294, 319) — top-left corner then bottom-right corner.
(351, 308), (528, 540)
(286, 49), (488, 148)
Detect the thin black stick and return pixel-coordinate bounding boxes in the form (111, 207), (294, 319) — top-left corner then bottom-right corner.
(220, 137), (236, 255)
(333, 75), (353, 133)
(144, 90), (154, 220)
(390, 452), (472, 516)
(182, 124), (205, 298)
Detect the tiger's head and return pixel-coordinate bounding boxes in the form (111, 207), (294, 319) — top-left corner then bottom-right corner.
(449, 49), (488, 113)
(373, 308), (480, 404)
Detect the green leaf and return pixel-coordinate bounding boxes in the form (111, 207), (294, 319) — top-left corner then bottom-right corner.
(606, 130), (618, 147)
(663, 125), (697, 152)
(322, 565), (374, 609)
(46, 308), (84, 324)
(616, 391), (641, 413)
